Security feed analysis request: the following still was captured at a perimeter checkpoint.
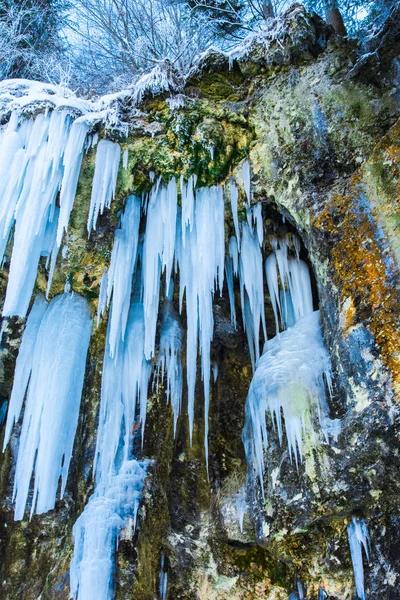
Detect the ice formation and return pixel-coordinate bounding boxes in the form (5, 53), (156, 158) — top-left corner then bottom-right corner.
(70, 459), (149, 600)
(347, 517), (370, 600)
(87, 139), (121, 233)
(239, 223), (267, 370)
(143, 178), (177, 359)
(175, 185), (225, 468)
(159, 552), (168, 600)
(4, 293), (91, 520)
(0, 109), (85, 317)
(155, 300), (183, 436)
(106, 195), (141, 358)
(235, 486), (248, 533)
(243, 235), (339, 494)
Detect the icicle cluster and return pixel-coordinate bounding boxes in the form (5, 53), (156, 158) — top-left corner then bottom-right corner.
(243, 234), (340, 494)
(347, 517), (370, 600)
(3, 293), (91, 520)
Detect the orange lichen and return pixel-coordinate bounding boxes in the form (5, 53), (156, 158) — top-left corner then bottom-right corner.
(314, 180), (400, 395)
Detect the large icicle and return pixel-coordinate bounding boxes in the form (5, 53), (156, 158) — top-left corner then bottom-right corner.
(176, 185), (225, 467)
(155, 300), (183, 435)
(347, 517), (370, 600)
(1, 110), (75, 317)
(94, 299), (151, 484)
(106, 195), (141, 358)
(70, 459), (149, 600)
(2, 295), (48, 449)
(243, 234), (340, 495)
(87, 139), (121, 234)
(56, 117), (89, 246)
(143, 178), (177, 359)
(10, 293), (91, 520)
(239, 223), (267, 370)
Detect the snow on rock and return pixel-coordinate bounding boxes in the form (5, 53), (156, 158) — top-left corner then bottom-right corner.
(6, 293), (91, 520)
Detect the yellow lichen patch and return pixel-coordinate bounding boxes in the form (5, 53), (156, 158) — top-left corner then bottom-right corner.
(339, 297), (356, 334)
(313, 183), (400, 396)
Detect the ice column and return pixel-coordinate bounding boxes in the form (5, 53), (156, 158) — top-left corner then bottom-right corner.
(5, 293), (91, 520)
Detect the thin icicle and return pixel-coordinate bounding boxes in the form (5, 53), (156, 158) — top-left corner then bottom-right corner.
(122, 148), (129, 169)
(155, 301), (183, 436)
(106, 195), (141, 358)
(347, 517), (370, 600)
(225, 256), (237, 329)
(181, 174), (196, 248)
(87, 140), (121, 234)
(97, 271), (108, 327)
(11, 293), (91, 520)
(235, 487), (247, 533)
(239, 223), (267, 370)
(230, 178), (240, 248)
(242, 159), (251, 206)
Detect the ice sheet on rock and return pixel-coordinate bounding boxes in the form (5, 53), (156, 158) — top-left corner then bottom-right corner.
(11, 293), (91, 520)
(242, 311), (337, 496)
(143, 178), (177, 359)
(239, 223), (267, 370)
(106, 195), (141, 358)
(1, 110), (74, 317)
(347, 517), (370, 600)
(70, 459), (149, 600)
(175, 185), (225, 467)
(94, 299), (151, 484)
(87, 139), (121, 234)
(3, 295), (48, 450)
(155, 301), (183, 436)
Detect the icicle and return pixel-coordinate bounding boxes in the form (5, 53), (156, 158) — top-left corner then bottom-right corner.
(143, 178), (177, 359)
(230, 178), (240, 248)
(242, 159), (251, 206)
(106, 195), (141, 358)
(176, 186), (225, 468)
(155, 301), (183, 436)
(225, 256), (237, 329)
(239, 223), (267, 370)
(57, 118), (89, 247)
(235, 487), (247, 533)
(96, 271), (108, 327)
(212, 362), (219, 383)
(159, 552), (168, 600)
(3, 295), (48, 450)
(70, 459), (149, 600)
(229, 236), (239, 276)
(11, 293), (91, 520)
(94, 299), (151, 484)
(347, 517), (370, 600)
(87, 140), (121, 234)
(1, 111), (74, 317)
(122, 148), (129, 169)
(181, 174), (196, 248)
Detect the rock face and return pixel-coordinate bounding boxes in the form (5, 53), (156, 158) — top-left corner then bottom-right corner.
(0, 5), (400, 600)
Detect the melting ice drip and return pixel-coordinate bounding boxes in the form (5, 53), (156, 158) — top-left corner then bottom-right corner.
(243, 234), (340, 495)
(2, 292), (92, 520)
(347, 517), (370, 600)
